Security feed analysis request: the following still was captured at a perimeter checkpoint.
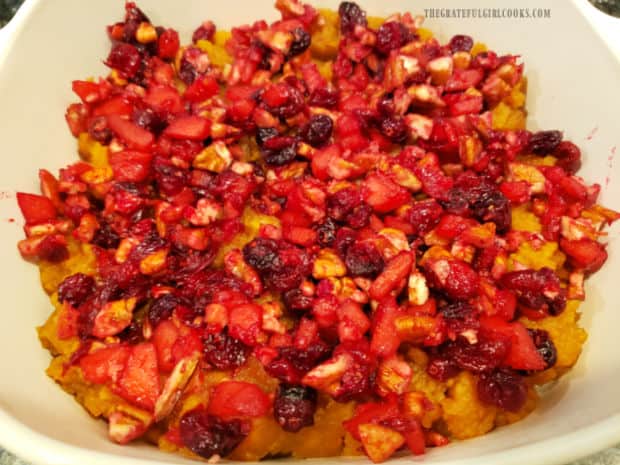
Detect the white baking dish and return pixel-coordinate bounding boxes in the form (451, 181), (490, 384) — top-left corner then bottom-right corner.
(0, 1), (619, 464)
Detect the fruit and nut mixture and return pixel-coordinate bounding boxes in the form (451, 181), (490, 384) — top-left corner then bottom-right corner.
(15, 0), (619, 462)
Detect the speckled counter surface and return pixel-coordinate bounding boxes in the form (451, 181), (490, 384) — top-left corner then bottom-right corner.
(0, 0), (619, 463)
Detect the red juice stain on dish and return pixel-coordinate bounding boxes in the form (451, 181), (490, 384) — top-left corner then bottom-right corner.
(11, 0), (620, 463)
(605, 146), (616, 188)
(585, 126), (598, 141)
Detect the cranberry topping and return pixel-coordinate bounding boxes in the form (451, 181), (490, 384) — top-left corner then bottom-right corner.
(338, 2), (367, 36)
(477, 369), (528, 412)
(529, 130), (563, 155)
(179, 408), (248, 458)
(528, 329), (557, 369)
(203, 331), (250, 370)
(273, 384), (317, 432)
(58, 273), (96, 307)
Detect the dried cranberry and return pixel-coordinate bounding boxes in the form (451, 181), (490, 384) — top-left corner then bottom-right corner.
(500, 267), (566, 315)
(148, 293), (180, 327)
(256, 42), (273, 71)
(345, 203), (372, 229)
(308, 88), (338, 108)
(332, 343), (374, 402)
(243, 238), (279, 272)
(179, 408), (248, 459)
(122, 2), (150, 43)
(266, 250), (310, 292)
(283, 289), (314, 311)
(260, 136), (298, 166)
(333, 227), (358, 258)
(439, 301), (479, 335)
(132, 107), (166, 134)
(132, 231), (167, 260)
(179, 58), (199, 85)
(440, 188), (470, 216)
(244, 238), (310, 292)
(117, 320), (144, 345)
(301, 114), (333, 147)
(378, 116), (407, 143)
(58, 273), (96, 307)
(92, 221), (121, 249)
(338, 1), (367, 36)
(192, 22), (215, 43)
(529, 130), (563, 155)
(471, 51), (500, 70)
(268, 341), (333, 383)
(448, 34), (474, 53)
(375, 22), (411, 55)
(315, 218), (337, 247)
(427, 357), (460, 381)
(154, 157), (189, 196)
(337, 364), (373, 402)
(553, 141), (582, 174)
(527, 329), (557, 369)
(105, 43), (141, 78)
(125, 3), (149, 23)
(87, 116), (112, 144)
(450, 338), (510, 373)
(345, 242), (385, 277)
(255, 127), (279, 147)
(406, 199), (444, 235)
(261, 84), (305, 119)
(281, 341), (333, 373)
(477, 369), (527, 412)
(203, 331), (250, 370)
(327, 188), (361, 221)
(471, 189), (512, 234)
(289, 28), (311, 57)
(273, 384), (317, 432)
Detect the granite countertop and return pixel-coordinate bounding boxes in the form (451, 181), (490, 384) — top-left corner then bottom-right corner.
(1, 0), (619, 464)
(0, 0), (21, 27)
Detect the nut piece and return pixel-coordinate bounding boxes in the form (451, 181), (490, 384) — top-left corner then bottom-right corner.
(260, 301), (287, 334)
(154, 354), (200, 421)
(388, 164), (423, 191)
(405, 114), (433, 140)
(407, 270), (429, 305)
(92, 297), (137, 338)
(224, 249), (263, 295)
(188, 198), (222, 226)
(256, 30), (294, 54)
(358, 423), (405, 463)
(193, 141), (232, 172)
(301, 353), (353, 395)
(378, 228), (410, 259)
(407, 84), (445, 106)
(376, 356), (413, 395)
(427, 56), (453, 85)
(136, 22), (158, 44)
(395, 314), (436, 342)
(115, 237), (139, 263)
(568, 271), (585, 300)
(108, 408), (153, 444)
(140, 249), (169, 275)
(508, 163), (546, 194)
(313, 249), (347, 279)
